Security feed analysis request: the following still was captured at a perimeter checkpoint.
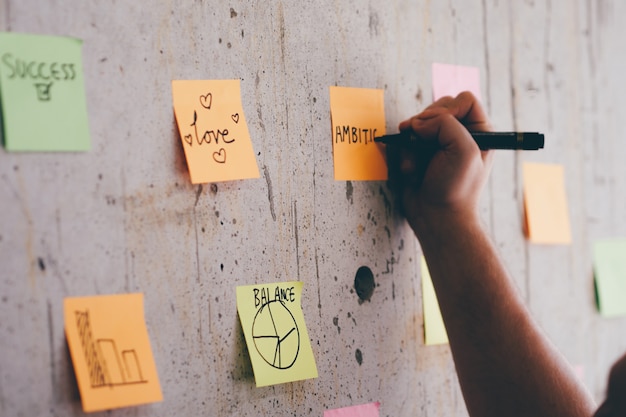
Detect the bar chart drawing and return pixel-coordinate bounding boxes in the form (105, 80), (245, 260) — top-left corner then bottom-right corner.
(75, 310), (148, 388)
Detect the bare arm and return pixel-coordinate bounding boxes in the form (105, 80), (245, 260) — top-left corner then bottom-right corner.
(390, 92), (595, 417)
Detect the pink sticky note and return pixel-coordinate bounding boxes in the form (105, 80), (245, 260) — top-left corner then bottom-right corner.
(574, 365), (585, 380)
(432, 62), (481, 101)
(324, 402), (380, 417)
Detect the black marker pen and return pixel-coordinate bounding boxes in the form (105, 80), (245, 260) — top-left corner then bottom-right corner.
(374, 131), (544, 150)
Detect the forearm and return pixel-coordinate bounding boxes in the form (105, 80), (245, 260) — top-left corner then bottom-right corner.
(415, 212), (595, 417)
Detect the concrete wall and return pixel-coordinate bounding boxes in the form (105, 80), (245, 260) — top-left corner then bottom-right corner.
(1, 1), (626, 416)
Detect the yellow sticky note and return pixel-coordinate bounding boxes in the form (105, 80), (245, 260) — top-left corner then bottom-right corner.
(329, 86), (387, 181)
(64, 294), (162, 412)
(522, 162), (572, 244)
(236, 281), (318, 387)
(172, 79), (259, 184)
(421, 256), (449, 345)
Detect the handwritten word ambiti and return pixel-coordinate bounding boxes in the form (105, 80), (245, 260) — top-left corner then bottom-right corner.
(335, 125), (378, 145)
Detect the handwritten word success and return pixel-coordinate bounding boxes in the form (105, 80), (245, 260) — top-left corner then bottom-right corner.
(2, 53), (76, 101)
(329, 86), (387, 181)
(172, 79), (259, 184)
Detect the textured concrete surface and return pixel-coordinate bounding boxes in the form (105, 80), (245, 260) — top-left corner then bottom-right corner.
(2, 1), (626, 416)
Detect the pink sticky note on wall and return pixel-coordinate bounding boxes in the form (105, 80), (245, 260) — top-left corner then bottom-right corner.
(574, 365), (585, 380)
(324, 402), (380, 417)
(432, 62), (481, 101)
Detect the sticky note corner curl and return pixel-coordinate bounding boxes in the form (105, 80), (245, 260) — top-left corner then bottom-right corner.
(64, 293), (162, 412)
(329, 85), (387, 181)
(171, 79), (259, 184)
(236, 281), (318, 387)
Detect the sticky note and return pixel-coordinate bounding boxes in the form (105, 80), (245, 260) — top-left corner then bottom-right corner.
(236, 281), (318, 387)
(593, 238), (626, 317)
(324, 402), (380, 417)
(0, 32), (90, 151)
(64, 294), (162, 412)
(432, 62), (481, 101)
(522, 162), (572, 244)
(329, 86), (387, 181)
(172, 79), (259, 184)
(574, 364), (585, 381)
(421, 256), (449, 345)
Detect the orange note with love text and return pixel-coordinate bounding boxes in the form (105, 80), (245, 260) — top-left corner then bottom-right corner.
(172, 79), (259, 184)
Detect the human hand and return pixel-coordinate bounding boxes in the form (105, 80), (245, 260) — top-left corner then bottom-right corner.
(387, 91), (494, 234)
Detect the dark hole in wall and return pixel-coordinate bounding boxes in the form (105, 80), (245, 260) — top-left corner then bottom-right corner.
(354, 266), (375, 302)
(355, 348), (363, 365)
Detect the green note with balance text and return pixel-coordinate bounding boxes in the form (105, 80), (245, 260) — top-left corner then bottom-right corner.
(0, 32), (90, 151)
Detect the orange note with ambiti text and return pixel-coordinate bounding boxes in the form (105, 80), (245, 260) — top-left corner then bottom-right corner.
(329, 86), (387, 181)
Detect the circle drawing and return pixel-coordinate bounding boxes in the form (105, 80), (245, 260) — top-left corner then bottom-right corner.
(252, 300), (300, 369)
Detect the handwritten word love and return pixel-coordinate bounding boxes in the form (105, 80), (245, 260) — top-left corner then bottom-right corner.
(184, 110), (234, 146)
(183, 93), (240, 164)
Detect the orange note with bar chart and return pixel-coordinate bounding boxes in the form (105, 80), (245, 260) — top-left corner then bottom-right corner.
(64, 293), (162, 412)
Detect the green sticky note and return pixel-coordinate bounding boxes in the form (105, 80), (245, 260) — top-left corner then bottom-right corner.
(0, 32), (90, 151)
(593, 238), (626, 317)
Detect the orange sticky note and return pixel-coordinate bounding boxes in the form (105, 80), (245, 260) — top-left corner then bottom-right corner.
(522, 162), (572, 244)
(172, 79), (259, 184)
(64, 294), (162, 413)
(329, 86), (387, 181)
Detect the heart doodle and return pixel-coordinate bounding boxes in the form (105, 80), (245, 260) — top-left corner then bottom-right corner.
(213, 148), (226, 164)
(200, 92), (212, 109)
(231, 113), (240, 123)
(184, 134), (193, 146)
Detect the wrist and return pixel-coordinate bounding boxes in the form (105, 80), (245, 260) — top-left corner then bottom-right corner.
(409, 206), (484, 245)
